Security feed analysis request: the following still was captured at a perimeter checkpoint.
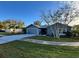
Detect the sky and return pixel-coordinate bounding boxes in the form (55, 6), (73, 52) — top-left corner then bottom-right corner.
(0, 1), (64, 26)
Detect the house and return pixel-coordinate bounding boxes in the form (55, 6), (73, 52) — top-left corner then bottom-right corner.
(26, 24), (47, 35)
(5, 29), (23, 33)
(47, 23), (71, 37)
(26, 23), (71, 37)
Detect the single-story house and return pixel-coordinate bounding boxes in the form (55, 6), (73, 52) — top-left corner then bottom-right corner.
(26, 23), (71, 36)
(47, 23), (71, 37)
(26, 24), (47, 35)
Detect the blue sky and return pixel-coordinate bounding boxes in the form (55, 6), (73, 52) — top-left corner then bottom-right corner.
(0, 1), (64, 26)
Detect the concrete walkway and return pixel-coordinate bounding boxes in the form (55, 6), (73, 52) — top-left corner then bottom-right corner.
(0, 34), (36, 44)
(22, 39), (79, 46)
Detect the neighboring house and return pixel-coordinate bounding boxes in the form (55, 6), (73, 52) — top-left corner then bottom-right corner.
(47, 23), (71, 37)
(5, 29), (23, 33)
(26, 24), (47, 35)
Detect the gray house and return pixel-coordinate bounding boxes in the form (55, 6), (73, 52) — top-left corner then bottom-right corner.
(26, 23), (71, 37)
(47, 23), (71, 37)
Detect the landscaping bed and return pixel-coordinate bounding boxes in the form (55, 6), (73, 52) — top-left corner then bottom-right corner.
(0, 41), (79, 58)
(29, 36), (79, 42)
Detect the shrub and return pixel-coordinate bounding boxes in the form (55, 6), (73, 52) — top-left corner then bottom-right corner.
(63, 31), (72, 38)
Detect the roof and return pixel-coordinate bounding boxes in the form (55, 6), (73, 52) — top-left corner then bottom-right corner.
(26, 24), (47, 28)
(26, 23), (71, 29)
(48, 22), (71, 27)
(26, 24), (40, 28)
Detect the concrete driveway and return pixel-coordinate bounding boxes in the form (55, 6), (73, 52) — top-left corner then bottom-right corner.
(0, 34), (36, 44)
(22, 39), (79, 46)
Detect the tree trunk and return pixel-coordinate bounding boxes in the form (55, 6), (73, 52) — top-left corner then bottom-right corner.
(55, 24), (60, 38)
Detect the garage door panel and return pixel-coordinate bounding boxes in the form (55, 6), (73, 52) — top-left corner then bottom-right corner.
(27, 28), (38, 34)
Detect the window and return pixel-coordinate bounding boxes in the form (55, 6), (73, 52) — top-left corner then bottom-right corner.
(58, 28), (63, 33)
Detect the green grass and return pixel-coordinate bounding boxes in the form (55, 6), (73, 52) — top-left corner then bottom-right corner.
(0, 32), (24, 36)
(30, 36), (79, 42)
(0, 41), (79, 58)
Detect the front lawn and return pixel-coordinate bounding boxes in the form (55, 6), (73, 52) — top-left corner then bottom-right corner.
(0, 32), (24, 36)
(30, 36), (79, 42)
(0, 41), (79, 58)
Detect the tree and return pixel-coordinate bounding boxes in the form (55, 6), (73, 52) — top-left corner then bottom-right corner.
(2, 19), (17, 29)
(17, 20), (25, 29)
(60, 1), (79, 25)
(1, 19), (25, 29)
(0, 21), (5, 29)
(0, 24), (4, 29)
(72, 25), (79, 37)
(40, 1), (79, 38)
(34, 20), (41, 26)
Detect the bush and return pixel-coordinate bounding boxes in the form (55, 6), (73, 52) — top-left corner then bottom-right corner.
(63, 31), (72, 38)
(22, 28), (26, 34)
(71, 30), (79, 37)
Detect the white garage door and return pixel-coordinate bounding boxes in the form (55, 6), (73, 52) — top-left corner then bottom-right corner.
(27, 28), (39, 35)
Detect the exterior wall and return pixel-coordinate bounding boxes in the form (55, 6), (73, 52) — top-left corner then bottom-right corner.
(5, 29), (23, 33)
(47, 23), (71, 36)
(27, 25), (40, 35)
(14, 29), (23, 33)
(47, 26), (54, 36)
(5, 29), (11, 33)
